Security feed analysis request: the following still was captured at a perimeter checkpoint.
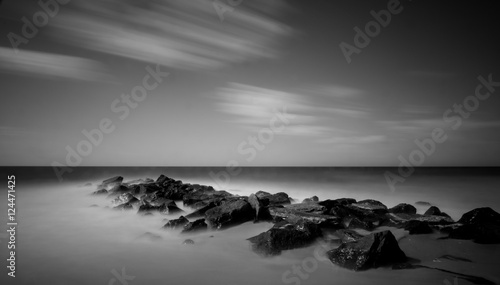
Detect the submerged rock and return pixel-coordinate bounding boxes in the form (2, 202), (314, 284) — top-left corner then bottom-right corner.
(163, 216), (189, 230)
(182, 218), (208, 234)
(247, 220), (322, 256)
(92, 189), (108, 195)
(327, 230), (407, 271)
(183, 239), (195, 245)
(205, 199), (255, 229)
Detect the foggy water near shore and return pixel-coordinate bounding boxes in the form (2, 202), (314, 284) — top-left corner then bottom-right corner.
(1, 167), (499, 284)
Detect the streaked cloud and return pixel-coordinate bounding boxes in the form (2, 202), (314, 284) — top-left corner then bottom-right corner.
(49, 0), (293, 70)
(0, 47), (109, 81)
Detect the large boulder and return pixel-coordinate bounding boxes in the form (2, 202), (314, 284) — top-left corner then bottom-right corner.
(181, 218), (208, 234)
(163, 216), (189, 230)
(424, 206), (450, 218)
(100, 176), (123, 188)
(183, 190), (233, 207)
(389, 203), (417, 215)
(186, 202), (218, 219)
(448, 207), (500, 244)
(327, 230), (407, 271)
(347, 199), (388, 215)
(284, 203), (327, 215)
(205, 199), (255, 229)
(247, 220), (322, 256)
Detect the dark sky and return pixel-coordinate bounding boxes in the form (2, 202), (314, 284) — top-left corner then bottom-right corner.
(1, 0), (499, 166)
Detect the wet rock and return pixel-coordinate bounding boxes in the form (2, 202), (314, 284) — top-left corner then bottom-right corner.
(107, 184), (132, 198)
(138, 200), (183, 215)
(448, 207), (500, 244)
(327, 230), (407, 271)
(389, 203), (417, 215)
(343, 216), (379, 230)
(100, 176), (123, 188)
(404, 220), (433, 234)
(183, 190), (233, 207)
(269, 206), (342, 228)
(182, 219), (208, 234)
(248, 194), (271, 222)
(247, 220), (322, 256)
(205, 199), (255, 229)
(163, 216), (189, 230)
(183, 239), (195, 245)
(302, 196), (319, 203)
(92, 189), (108, 195)
(186, 202), (218, 219)
(348, 199), (388, 215)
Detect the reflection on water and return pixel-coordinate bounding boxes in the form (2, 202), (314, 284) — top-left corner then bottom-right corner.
(0, 167), (499, 284)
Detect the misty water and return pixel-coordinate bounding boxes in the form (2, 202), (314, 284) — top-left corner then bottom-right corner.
(1, 167), (499, 285)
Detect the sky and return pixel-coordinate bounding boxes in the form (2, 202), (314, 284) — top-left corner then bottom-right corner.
(1, 0), (500, 167)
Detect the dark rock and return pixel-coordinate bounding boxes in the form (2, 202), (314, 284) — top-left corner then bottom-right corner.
(183, 190), (233, 207)
(448, 207), (500, 244)
(163, 216), (189, 230)
(389, 203), (417, 215)
(269, 206), (342, 228)
(248, 194), (271, 221)
(182, 219), (208, 234)
(318, 199), (356, 213)
(348, 199), (388, 215)
(284, 203), (327, 215)
(113, 203), (133, 211)
(138, 200), (183, 215)
(343, 216), (379, 230)
(92, 189), (108, 195)
(107, 184), (132, 197)
(156, 174), (173, 184)
(302, 196), (319, 203)
(186, 202), (218, 219)
(404, 220), (433, 234)
(247, 220), (322, 256)
(424, 206), (449, 217)
(255, 191), (291, 205)
(183, 239), (195, 245)
(327, 230), (407, 271)
(385, 213), (454, 227)
(205, 199), (255, 229)
(415, 201), (432, 206)
(102, 176), (123, 185)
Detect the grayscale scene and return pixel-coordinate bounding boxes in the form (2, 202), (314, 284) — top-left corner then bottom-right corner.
(1, 1), (499, 284)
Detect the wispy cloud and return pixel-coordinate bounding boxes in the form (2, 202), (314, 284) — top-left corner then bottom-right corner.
(0, 47), (109, 81)
(49, 0), (293, 70)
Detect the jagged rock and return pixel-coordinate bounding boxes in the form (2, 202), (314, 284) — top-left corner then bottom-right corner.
(186, 202), (218, 219)
(107, 184), (132, 198)
(302, 196), (319, 203)
(247, 220), (322, 256)
(205, 199), (255, 229)
(318, 199), (356, 214)
(163, 216), (189, 230)
(389, 203), (417, 215)
(448, 207), (500, 244)
(182, 219), (208, 234)
(327, 230), (407, 271)
(183, 190), (233, 207)
(343, 216), (379, 230)
(138, 200), (183, 215)
(248, 194), (271, 221)
(348, 199), (388, 215)
(100, 176), (123, 188)
(269, 206), (342, 228)
(404, 220), (433, 234)
(92, 189), (108, 195)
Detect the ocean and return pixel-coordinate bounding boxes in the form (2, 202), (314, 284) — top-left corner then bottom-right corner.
(0, 167), (499, 285)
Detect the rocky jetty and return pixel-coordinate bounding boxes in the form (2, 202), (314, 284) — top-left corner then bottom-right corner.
(88, 174), (500, 273)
